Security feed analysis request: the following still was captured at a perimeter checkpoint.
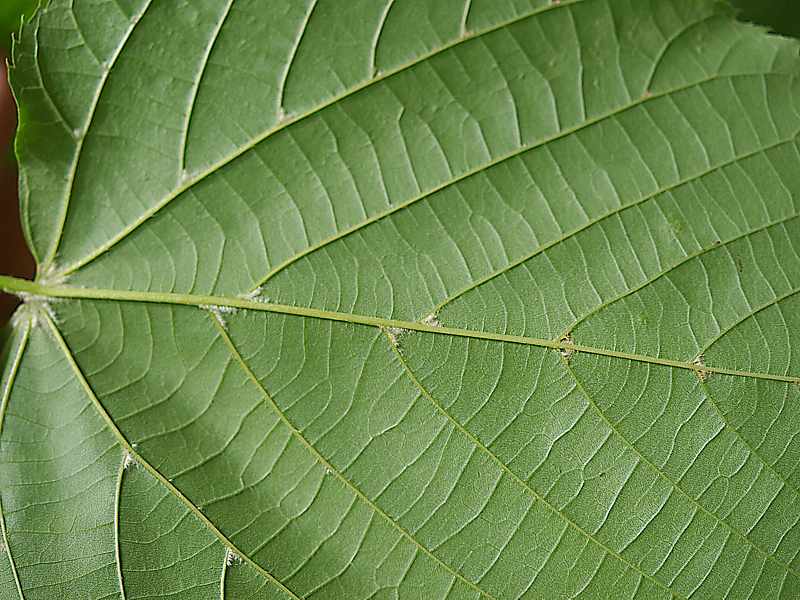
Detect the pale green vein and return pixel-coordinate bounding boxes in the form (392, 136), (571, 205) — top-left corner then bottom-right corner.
(43, 0), (155, 271)
(180, 0), (235, 172)
(21, 14), (72, 265)
(251, 72), (725, 292)
(560, 356), (800, 580)
(0, 323), (30, 600)
(1, 275), (797, 384)
(699, 287), (800, 359)
(54, 0), (583, 278)
(701, 376), (800, 507)
(561, 213), (800, 340)
(564, 268), (800, 502)
(278, 0), (319, 113)
(436, 141), (800, 317)
(642, 13), (721, 92)
(575, 277), (800, 502)
(696, 286), (800, 501)
(41, 315), (302, 600)
(218, 553), (228, 600)
(369, 0), (396, 77)
(386, 332), (682, 600)
(209, 313), (496, 600)
(460, 0), (473, 37)
(113, 460), (127, 600)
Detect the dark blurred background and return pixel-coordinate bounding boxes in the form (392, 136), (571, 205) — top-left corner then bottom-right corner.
(732, 0), (800, 39)
(0, 0), (798, 324)
(0, 0), (37, 324)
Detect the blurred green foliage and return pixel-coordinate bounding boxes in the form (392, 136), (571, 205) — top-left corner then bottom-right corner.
(732, 0), (800, 38)
(0, 1), (797, 55)
(0, 0), (37, 54)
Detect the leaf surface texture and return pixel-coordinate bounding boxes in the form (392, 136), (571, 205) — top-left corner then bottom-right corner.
(2, 0), (800, 598)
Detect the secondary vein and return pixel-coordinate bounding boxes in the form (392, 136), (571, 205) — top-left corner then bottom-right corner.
(0, 323), (31, 600)
(54, 0), (583, 278)
(387, 332), (683, 599)
(42, 315), (302, 600)
(211, 314), (497, 600)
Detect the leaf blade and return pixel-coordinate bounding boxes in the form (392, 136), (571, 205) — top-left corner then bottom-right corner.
(5, 0), (800, 597)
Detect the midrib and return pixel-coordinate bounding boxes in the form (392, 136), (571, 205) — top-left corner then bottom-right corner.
(0, 274), (797, 385)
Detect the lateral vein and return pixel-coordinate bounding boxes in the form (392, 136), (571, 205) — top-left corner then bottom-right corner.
(42, 315), (302, 600)
(388, 334), (684, 599)
(55, 0), (583, 278)
(211, 315), (497, 600)
(0, 324), (31, 600)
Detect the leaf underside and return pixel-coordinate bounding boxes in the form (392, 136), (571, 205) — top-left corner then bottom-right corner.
(2, 0), (800, 598)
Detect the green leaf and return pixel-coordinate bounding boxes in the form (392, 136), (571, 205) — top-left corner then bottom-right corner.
(0, 0), (37, 52)
(2, 0), (800, 598)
